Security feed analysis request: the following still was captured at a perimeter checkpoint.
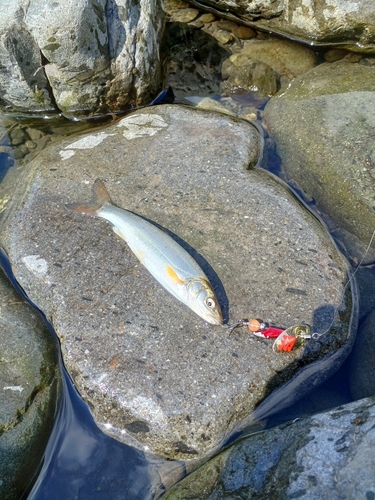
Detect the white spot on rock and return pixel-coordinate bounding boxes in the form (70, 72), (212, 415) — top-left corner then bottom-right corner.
(66, 132), (115, 150)
(22, 255), (48, 276)
(127, 395), (167, 427)
(97, 373), (108, 383)
(4, 386), (24, 392)
(59, 131), (115, 159)
(117, 114), (168, 139)
(60, 150), (75, 160)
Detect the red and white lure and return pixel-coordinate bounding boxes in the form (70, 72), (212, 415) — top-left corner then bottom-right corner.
(228, 318), (319, 353)
(227, 229), (375, 352)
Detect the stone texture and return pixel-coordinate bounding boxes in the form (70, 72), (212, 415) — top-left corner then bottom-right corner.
(228, 39), (317, 80)
(164, 396), (375, 500)
(0, 257), (61, 500)
(105, 0), (164, 111)
(192, 0), (375, 51)
(0, 4), (54, 114)
(0, 0), (164, 118)
(263, 61), (375, 262)
(0, 104), (355, 461)
(220, 38), (317, 95)
(221, 59), (278, 96)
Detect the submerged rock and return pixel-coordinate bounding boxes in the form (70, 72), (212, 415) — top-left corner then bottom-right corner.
(263, 61), (375, 262)
(0, 104), (356, 460)
(0, 0), (164, 118)
(164, 396), (375, 499)
(221, 58), (278, 96)
(221, 38), (317, 95)
(0, 260), (61, 500)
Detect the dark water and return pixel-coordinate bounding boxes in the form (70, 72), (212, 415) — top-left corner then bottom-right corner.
(27, 371), (158, 500)
(0, 96), (374, 499)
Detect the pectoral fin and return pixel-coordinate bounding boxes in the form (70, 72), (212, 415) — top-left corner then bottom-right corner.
(165, 265), (185, 285)
(112, 226), (127, 241)
(112, 227), (145, 263)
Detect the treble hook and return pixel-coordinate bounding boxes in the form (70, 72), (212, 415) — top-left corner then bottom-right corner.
(227, 319), (250, 336)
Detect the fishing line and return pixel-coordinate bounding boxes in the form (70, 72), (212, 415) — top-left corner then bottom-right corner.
(227, 227), (375, 351)
(318, 227), (375, 334)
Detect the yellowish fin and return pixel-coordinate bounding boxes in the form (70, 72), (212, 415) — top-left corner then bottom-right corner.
(166, 265), (185, 285)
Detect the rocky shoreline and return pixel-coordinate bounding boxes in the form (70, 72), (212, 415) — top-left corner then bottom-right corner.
(0, 1), (375, 498)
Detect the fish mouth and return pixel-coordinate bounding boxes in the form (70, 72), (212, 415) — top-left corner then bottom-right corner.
(205, 312), (223, 326)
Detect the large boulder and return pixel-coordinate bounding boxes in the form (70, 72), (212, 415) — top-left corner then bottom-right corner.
(191, 0), (375, 51)
(164, 396), (375, 499)
(0, 257), (61, 500)
(263, 60), (375, 262)
(0, 0), (164, 118)
(0, 104), (356, 460)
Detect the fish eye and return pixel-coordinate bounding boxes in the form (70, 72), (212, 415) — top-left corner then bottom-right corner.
(206, 298), (216, 308)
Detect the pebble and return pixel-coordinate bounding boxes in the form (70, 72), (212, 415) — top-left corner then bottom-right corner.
(9, 127), (28, 146)
(210, 30), (234, 44)
(198, 13), (216, 23)
(25, 128), (43, 141)
(324, 48), (349, 62)
(214, 20), (256, 39)
(170, 8), (199, 23)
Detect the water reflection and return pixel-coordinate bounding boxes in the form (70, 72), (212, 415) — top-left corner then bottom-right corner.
(28, 370), (157, 500)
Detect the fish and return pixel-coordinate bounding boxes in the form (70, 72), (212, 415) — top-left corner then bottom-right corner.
(66, 179), (223, 325)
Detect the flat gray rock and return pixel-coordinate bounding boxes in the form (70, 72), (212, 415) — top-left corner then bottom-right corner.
(0, 104), (355, 460)
(0, 261), (61, 500)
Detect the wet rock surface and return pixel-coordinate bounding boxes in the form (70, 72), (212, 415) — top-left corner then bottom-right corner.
(0, 262), (61, 500)
(165, 396), (375, 500)
(190, 0), (375, 51)
(263, 61), (375, 262)
(0, 104), (354, 460)
(222, 38), (317, 88)
(0, 0), (164, 117)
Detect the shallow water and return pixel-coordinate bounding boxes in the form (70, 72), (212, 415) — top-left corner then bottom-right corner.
(1, 90), (374, 499)
(27, 371), (157, 500)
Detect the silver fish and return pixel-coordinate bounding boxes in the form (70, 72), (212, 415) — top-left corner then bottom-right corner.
(67, 179), (223, 325)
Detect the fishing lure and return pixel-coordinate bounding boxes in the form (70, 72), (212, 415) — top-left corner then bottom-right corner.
(228, 318), (319, 352)
(228, 229), (375, 352)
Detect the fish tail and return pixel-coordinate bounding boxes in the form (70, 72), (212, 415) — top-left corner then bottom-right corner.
(66, 179), (112, 215)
